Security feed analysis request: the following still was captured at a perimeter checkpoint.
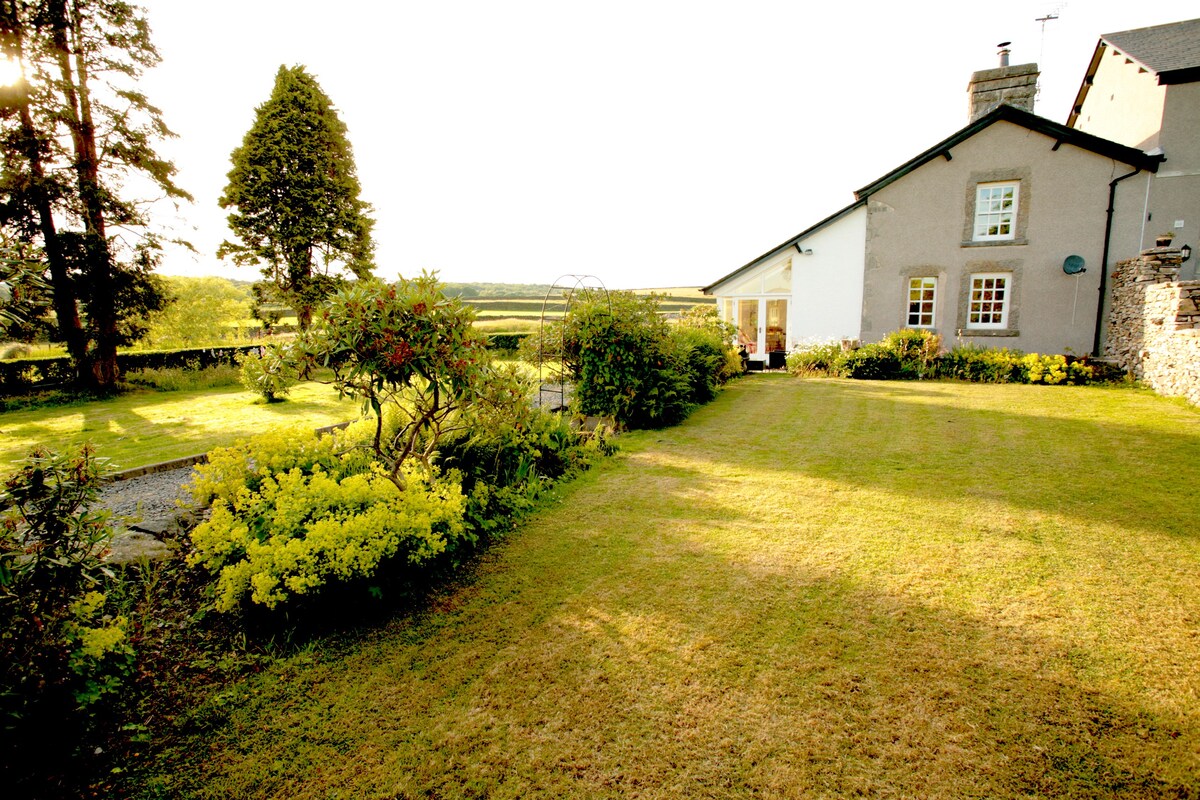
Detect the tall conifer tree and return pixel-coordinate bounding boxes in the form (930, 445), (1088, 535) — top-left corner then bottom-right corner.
(219, 65), (375, 329)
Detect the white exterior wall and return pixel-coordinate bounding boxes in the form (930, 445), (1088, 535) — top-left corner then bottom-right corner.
(708, 204), (866, 352)
(790, 205), (866, 343)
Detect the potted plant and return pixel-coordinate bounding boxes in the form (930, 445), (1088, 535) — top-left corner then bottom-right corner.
(1156, 231), (1176, 247)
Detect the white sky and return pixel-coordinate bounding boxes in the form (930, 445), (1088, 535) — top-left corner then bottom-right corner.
(134, 0), (1198, 290)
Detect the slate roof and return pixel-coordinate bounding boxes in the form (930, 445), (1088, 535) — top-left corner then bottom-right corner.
(854, 104), (1161, 200)
(1101, 17), (1200, 81)
(704, 104), (1162, 295)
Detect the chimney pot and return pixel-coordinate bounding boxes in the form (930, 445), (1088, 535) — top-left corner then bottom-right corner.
(998, 42), (1012, 67)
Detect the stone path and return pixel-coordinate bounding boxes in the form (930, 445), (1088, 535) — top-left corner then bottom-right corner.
(98, 465), (198, 564)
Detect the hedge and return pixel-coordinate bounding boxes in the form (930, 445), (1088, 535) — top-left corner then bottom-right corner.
(485, 332), (529, 351)
(0, 346), (260, 394)
(1, 336), (532, 394)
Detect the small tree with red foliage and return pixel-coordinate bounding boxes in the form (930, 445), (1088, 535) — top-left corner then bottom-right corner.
(293, 273), (499, 490)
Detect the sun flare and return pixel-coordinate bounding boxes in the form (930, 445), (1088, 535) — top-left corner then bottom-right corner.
(0, 56), (24, 88)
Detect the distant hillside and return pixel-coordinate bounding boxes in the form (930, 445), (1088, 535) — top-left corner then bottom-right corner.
(168, 277), (713, 336)
(463, 286), (714, 334)
(441, 282), (553, 298)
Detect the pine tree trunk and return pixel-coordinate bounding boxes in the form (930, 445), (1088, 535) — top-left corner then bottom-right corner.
(0, 1), (88, 376)
(54, 0), (118, 390)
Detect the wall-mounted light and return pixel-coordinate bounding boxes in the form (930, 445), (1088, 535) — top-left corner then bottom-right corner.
(1182, 243), (1192, 263)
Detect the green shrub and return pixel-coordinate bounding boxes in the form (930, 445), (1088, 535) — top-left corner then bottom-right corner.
(671, 327), (729, 405)
(536, 290), (732, 429)
(937, 344), (1027, 383)
(787, 341), (843, 376)
(833, 344), (902, 379)
(485, 332), (529, 352)
(238, 345), (293, 402)
(720, 346), (745, 381)
(880, 329), (941, 379)
(437, 390), (606, 537)
(0, 446), (133, 731)
(674, 306), (741, 392)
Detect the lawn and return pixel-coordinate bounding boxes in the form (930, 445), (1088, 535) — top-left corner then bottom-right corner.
(0, 382), (358, 473)
(134, 377), (1200, 798)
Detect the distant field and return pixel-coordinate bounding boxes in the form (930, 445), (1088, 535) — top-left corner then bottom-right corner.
(629, 286), (711, 299)
(474, 310), (548, 319)
(474, 318), (539, 334)
(465, 289), (713, 325)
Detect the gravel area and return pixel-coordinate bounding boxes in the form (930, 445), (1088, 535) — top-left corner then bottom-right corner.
(98, 465), (199, 524)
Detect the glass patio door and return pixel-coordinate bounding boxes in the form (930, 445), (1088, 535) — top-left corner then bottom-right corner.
(735, 298), (788, 356)
(765, 298), (787, 353)
(737, 299), (759, 354)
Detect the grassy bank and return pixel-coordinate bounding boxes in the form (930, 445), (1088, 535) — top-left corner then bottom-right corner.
(132, 377), (1200, 798)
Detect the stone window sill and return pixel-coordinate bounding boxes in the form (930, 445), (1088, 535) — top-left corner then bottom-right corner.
(957, 328), (1019, 337)
(960, 239), (1028, 248)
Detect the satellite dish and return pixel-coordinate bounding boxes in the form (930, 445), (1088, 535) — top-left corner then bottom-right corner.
(1063, 254), (1086, 275)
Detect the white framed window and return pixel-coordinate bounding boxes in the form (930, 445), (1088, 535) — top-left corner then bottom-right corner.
(731, 258), (792, 295)
(907, 277), (937, 328)
(967, 273), (1010, 328)
(763, 258), (792, 293)
(973, 182), (1018, 241)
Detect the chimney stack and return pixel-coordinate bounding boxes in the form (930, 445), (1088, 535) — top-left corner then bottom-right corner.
(967, 43), (1039, 121)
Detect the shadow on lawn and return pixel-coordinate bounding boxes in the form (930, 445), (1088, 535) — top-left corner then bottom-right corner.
(133, 468), (1199, 799)
(534, 552), (1196, 798)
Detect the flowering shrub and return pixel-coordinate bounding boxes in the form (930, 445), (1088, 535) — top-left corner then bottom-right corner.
(1023, 353), (1094, 385)
(63, 591), (133, 707)
(190, 459), (465, 611)
(291, 274), (489, 489)
(880, 329), (941, 378)
(188, 421), (361, 507)
(786, 341), (843, 375)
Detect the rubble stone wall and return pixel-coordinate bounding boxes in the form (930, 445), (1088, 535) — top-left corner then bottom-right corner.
(1106, 247), (1200, 406)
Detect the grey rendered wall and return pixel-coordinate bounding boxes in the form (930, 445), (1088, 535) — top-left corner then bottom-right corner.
(859, 119), (1145, 354)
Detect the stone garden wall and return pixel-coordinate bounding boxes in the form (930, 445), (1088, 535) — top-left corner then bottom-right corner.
(1106, 247), (1200, 406)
